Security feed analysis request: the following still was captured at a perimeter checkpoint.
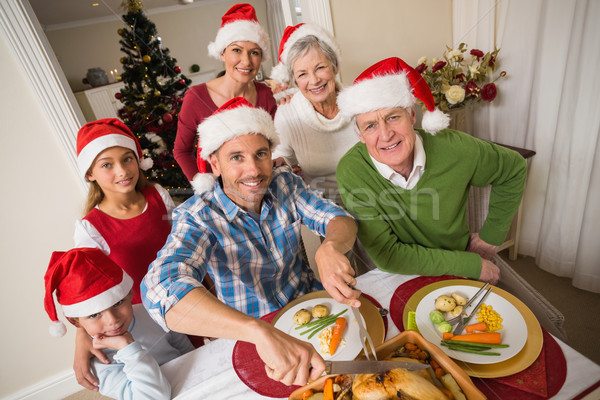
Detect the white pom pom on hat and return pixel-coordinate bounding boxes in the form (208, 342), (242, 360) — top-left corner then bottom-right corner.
(208, 3), (270, 61)
(270, 23), (341, 85)
(44, 248), (133, 337)
(76, 118), (153, 177)
(193, 97), (279, 195)
(337, 57), (449, 134)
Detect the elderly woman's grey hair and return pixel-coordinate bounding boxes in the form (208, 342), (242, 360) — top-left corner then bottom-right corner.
(286, 35), (339, 85)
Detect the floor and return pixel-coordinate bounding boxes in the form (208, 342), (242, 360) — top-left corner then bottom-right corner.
(64, 232), (600, 399)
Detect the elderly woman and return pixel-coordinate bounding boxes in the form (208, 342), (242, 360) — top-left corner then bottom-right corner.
(271, 23), (358, 203)
(174, 3), (277, 188)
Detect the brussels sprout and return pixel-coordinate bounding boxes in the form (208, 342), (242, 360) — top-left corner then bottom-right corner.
(437, 321), (453, 333)
(429, 310), (445, 324)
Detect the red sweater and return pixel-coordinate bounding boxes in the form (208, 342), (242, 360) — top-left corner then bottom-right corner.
(174, 81), (277, 180)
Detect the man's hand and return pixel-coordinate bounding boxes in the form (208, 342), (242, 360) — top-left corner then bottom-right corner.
(479, 258), (501, 284)
(467, 232), (499, 260)
(73, 326), (108, 391)
(254, 320), (326, 386)
(316, 241), (361, 307)
(315, 216), (361, 308)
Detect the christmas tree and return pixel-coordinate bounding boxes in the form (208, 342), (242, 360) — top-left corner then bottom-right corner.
(116, 0), (191, 191)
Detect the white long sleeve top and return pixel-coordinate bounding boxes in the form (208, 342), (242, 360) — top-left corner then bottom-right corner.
(273, 91), (358, 202)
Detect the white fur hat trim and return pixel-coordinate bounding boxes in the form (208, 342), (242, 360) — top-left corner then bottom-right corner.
(208, 20), (270, 61)
(271, 23), (341, 84)
(197, 106), (279, 160)
(337, 73), (416, 121)
(61, 272), (133, 318)
(191, 173), (218, 195)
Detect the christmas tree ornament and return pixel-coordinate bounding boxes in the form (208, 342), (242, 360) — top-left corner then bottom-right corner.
(117, 28), (124, 36)
(178, 79), (186, 85)
(123, 0), (144, 13)
(162, 113), (173, 123)
(174, 66), (181, 73)
(120, 57), (126, 64)
(115, 92), (123, 99)
(154, 89), (161, 96)
(143, 55), (151, 63)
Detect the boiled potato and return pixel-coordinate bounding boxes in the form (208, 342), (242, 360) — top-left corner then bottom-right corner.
(312, 304), (329, 318)
(434, 295), (456, 312)
(451, 292), (467, 305)
(293, 309), (311, 325)
(449, 305), (463, 317)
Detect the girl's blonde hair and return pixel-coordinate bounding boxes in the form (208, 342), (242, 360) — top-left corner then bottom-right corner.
(83, 168), (153, 215)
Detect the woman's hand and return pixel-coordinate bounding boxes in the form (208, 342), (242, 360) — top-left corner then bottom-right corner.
(273, 157), (288, 168)
(73, 327), (109, 391)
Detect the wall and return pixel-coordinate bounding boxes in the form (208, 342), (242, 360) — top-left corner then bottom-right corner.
(0, 33), (86, 398)
(44, 0), (271, 93)
(330, 0), (452, 85)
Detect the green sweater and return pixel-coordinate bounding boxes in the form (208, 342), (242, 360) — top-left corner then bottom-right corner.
(336, 129), (526, 279)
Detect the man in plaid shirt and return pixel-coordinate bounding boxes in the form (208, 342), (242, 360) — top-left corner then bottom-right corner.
(142, 98), (360, 386)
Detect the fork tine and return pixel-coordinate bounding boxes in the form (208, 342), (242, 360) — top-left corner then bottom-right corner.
(365, 334), (378, 360)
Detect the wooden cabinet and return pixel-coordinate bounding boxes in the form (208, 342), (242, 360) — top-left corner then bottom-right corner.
(74, 70), (217, 122)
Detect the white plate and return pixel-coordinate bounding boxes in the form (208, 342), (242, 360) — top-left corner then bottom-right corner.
(415, 285), (527, 364)
(273, 298), (363, 361)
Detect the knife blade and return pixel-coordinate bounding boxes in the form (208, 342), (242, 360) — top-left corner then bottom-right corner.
(351, 306), (377, 360)
(452, 286), (493, 335)
(324, 360), (430, 375)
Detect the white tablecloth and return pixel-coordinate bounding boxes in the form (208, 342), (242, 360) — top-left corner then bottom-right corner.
(161, 269), (600, 399)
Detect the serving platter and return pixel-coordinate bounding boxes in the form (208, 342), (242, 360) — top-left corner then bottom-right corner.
(272, 290), (385, 360)
(403, 279), (543, 378)
(288, 330), (486, 400)
(415, 284), (527, 364)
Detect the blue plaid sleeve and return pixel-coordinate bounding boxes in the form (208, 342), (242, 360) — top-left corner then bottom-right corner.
(141, 201), (213, 331)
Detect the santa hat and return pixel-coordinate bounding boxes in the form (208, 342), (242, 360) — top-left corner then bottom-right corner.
(44, 248), (133, 337)
(77, 118), (153, 178)
(191, 97), (279, 194)
(337, 57), (449, 134)
(270, 23), (341, 85)
(208, 3), (270, 61)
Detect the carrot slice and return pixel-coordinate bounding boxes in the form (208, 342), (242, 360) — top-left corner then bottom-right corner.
(302, 389), (314, 400)
(465, 322), (488, 333)
(329, 317), (346, 355)
(443, 332), (454, 340)
(323, 378), (334, 400)
(451, 332), (501, 344)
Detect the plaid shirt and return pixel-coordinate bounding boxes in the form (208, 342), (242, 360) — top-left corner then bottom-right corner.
(142, 168), (352, 330)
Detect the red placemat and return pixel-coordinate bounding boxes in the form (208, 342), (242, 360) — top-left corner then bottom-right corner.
(389, 275), (464, 331)
(232, 310), (299, 398)
(388, 275), (568, 399)
(232, 293), (387, 398)
(472, 329), (567, 399)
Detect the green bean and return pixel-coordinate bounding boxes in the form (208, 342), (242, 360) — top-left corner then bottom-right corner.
(299, 309), (347, 337)
(441, 343), (501, 356)
(441, 340), (509, 349)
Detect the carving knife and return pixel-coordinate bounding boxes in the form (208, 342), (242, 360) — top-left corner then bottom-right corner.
(324, 360), (430, 375)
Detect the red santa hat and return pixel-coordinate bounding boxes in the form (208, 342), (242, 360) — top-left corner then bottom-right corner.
(191, 97), (279, 194)
(337, 57), (449, 134)
(44, 248), (134, 337)
(269, 23), (341, 85)
(76, 118), (153, 178)
(207, 3), (270, 60)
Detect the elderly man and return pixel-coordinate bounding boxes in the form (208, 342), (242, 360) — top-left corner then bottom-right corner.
(142, 97), (360, 385)
(336, 57), (527, 284)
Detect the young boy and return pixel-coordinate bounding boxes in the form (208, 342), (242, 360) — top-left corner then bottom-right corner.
(44, 247), (195, 399)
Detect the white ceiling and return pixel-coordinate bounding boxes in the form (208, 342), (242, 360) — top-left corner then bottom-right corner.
(29, 0), (202, 29)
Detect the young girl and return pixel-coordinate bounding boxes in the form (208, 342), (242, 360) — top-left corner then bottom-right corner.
(72, 118), (175, 391)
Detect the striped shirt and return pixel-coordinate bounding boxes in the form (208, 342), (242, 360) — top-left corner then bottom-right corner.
(141, 167), (352, 330)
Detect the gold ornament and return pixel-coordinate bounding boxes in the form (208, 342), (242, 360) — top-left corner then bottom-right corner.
(116, 75), (122, 81)
(154, 90), (161, 96)
(117, 28), (124, 36)
(120, 57), (126, 64)
(121, 0), (144, 13)
(143, 55), (151, 63)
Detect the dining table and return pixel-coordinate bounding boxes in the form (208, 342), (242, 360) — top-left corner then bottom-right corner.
(160, 269), (600, 400)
